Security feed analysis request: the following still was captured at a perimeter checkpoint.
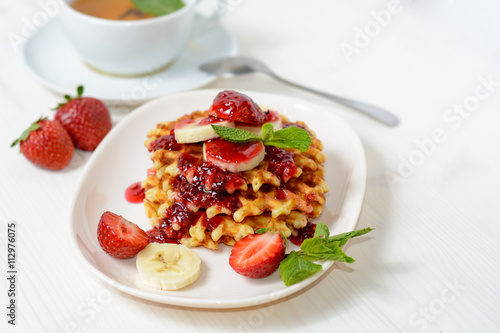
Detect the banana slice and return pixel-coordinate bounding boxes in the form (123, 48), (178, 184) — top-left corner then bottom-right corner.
(235, 110), (282, 135)
(174, 117), (235, 143)
(136, 243), (201, 290)
(203, 138), (266, 173)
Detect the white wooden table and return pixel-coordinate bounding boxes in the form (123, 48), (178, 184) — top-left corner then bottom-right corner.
(1, 0), (499, 332)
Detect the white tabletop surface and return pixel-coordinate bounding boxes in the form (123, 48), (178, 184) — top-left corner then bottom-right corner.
(1, 0), (500, 332)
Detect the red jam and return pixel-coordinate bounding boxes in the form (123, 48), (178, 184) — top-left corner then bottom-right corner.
(205, 138), (264, 165)
(125, 182), (145, 203)
(147, 167), (156, 176)
(201, 214), (224, 230)
(275, 188), (289, 200)
(173, 174), (242, 212)
(155, 149), (247, 240)
(148, 130), (181, 152)
(146, 227), (180, 244)
(289, 222), (317, 246)
(175, 116), (225, 129)
(208, 90), (265, 124)
(234, 110), (281, 131)
(265, 146), (297, 183)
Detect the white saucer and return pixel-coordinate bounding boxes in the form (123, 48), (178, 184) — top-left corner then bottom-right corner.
(22, 17), (237, 103)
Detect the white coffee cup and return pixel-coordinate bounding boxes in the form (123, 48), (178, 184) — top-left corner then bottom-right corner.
(60, 0), (221, 76)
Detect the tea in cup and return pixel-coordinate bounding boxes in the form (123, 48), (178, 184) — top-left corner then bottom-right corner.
(60, 0), (221, 76)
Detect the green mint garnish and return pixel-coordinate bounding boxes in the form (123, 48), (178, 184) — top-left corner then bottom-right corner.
(212, 123), (312, 152)
(131, 0), (185, 17)
(279, 251), (322, 286)
(279, 223), (373, 286)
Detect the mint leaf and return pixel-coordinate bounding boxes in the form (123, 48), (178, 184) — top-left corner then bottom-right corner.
(255, 228), (269, 234)
(313, 223), (329, 238)
(260, 123), (274, 141)
(131, 0), (184, 17)
(300, 237), (334, 256)
(300, 242), (355, 263)
(300, 227), (373, 262)
(279, 251), (322, 286)
(328, 227), (374, 247)
(212, 124), (312, 152)
(278, 227), (373, 286)
(263, 126), (312, 152)
(212, 125), (261, 143)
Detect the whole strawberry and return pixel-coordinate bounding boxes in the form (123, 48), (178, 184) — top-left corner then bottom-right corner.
(54, 86), (111, 151)
(11, 117), (74, 170)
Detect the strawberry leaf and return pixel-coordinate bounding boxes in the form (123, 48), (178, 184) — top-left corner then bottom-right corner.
(77, 85), (84, 98)
(10, 116), (45, 147)
(53, 85), (85, 110)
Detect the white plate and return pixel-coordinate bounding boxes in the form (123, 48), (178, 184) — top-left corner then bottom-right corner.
(22, 18), (237, 103)
(70, 89), (366, 308)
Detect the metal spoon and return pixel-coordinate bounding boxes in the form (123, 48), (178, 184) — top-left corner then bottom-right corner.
(200, 56), (399, 126)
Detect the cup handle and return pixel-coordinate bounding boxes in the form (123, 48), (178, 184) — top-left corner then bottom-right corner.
(191, 0), (225, 36)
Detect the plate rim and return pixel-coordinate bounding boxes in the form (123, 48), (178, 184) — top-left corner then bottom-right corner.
(69, 88), (367, 309)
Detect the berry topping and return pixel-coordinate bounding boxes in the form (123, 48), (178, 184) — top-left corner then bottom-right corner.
(289, 222), (317, 246)
(125, 182), (145, 203)
(203, 138), (265, 173)
(209, 90), (266, 124)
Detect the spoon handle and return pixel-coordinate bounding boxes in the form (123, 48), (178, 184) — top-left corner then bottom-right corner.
(266, 72), (399, 126)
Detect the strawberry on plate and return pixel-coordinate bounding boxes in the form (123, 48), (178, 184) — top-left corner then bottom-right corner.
(209, 90), (266, 124)
(229, 231), (286, 278)
(11, 117), (74, 170)
(97, 211), (149, 259)
(54, 85), (112, 151)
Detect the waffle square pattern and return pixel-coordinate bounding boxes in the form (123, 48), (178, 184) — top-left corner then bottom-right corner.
(142, 110), (329, 250)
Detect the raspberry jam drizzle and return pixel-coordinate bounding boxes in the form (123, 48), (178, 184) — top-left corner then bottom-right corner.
(204, 138), (264, 165)
(265, 146), (297, 183)
(175, 116), (225, 129)
(209, 90), (266, 124)
(155, 153), (244, 241)
(148, 130), (181, 152)
(125, 182), (145, 203)
(289, 222), (316, 246)
(234, 110), (281, 129)
(146, 227), (180, 244)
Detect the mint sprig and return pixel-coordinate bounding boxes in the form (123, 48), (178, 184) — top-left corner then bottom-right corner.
(279, 223), (373, 286)
(131, 0), (185, 17)
(212, 123), (312, 152)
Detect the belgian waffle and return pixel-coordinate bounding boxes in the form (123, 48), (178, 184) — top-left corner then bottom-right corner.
(142, 110), (329, 250)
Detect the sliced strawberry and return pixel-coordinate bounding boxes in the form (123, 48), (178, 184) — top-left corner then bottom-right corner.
(209, 90), (266, 125)
(11, 117), (74, 170)
(97, 211), (149, 259)
(55, 86), (112, 151)
(229, 231), (286, 278)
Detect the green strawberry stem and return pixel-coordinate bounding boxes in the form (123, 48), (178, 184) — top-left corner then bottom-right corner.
(53, 85), (84, 110)
(10, 116), (46, 147)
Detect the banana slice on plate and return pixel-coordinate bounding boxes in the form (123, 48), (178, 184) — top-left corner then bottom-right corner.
(136, 243), (201, 290)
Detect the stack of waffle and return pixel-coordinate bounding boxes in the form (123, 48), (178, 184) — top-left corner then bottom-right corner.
(143, 110), (329, 250)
